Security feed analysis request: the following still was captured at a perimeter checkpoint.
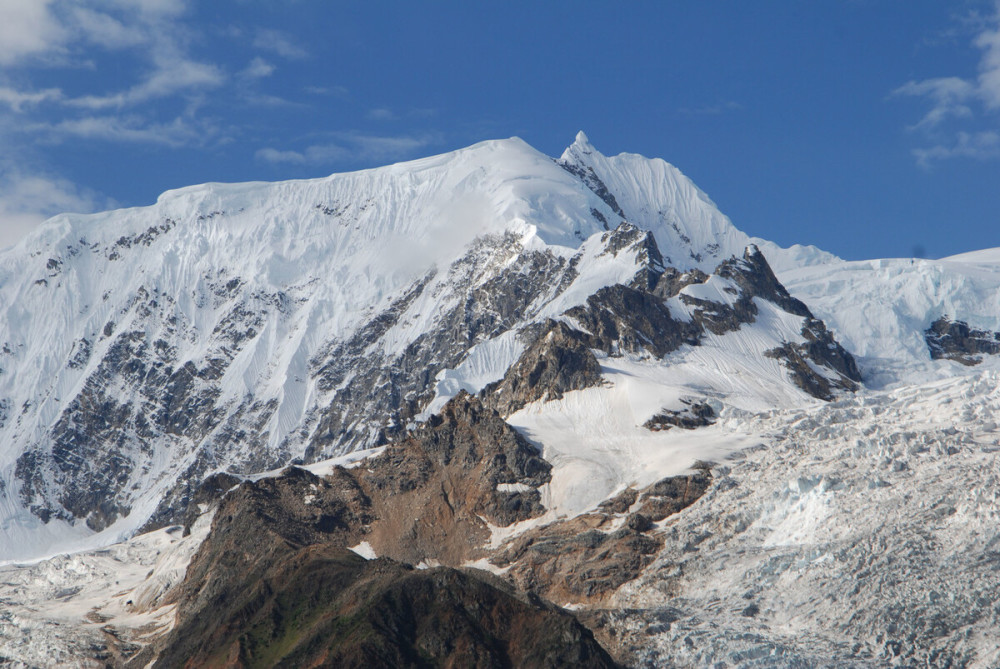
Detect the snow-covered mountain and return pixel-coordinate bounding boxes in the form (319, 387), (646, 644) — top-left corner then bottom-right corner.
(2, 133), (1000, 667)
(0, 133), (851, 563)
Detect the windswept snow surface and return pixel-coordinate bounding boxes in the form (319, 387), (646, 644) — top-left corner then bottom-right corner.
(560, 131), (837, 274)
(779, 255), (1000, 388)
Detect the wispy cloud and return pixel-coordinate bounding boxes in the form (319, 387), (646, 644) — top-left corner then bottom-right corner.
(892, 77), (976, 129)
(913, 130), (1000, 167)
(367, 107), (396, 121)
(895, 2), (1000, 166)
(0, 0), (229, 151)
(305, 85), (350, 98)
(255, 133), (437, 166)
(253, 29), (307, 59)
(366, 107), (437, 121)
(347, 133), (435, 161)
(976, 15), (1000, 108)
(30, 114), (215, 146)
(0, 167), (112, 249)
(64, 58), (224, 110)
(676, 100), (743, 117)
(70, 6), (145, 49)
(0, 86), (63, 112)
(240, 56), (275, 80)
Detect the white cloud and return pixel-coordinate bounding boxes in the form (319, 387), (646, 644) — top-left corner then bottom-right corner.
(0, 0), (224, 112)
(64, 55), (224, 110)
(103, 0), (187, 19)
(70, 6), (144, 49)
(913, 130), (1000, 167)
(253, 29), (307, 59)
(0, 0), (66, 65)
(255, 147), (307, 164)
(366, 107), (437, 121)
(368, 107), (396, 120)
(256, 134), (435, 166)
(346, 133), (433, 161)
(240, 56), (275, 79)
(896, 2), (1000, 164)
(0, 169), (110, 249)
(304, 85), (350, 99)
(131, 56), (224, 99)
(255, 144), (349, 164)
(32, 114), (208, 146)
(893, 77), (976, 129)
(0, 86), (62, 112)
(975, 19), (1000, 108)
(0, 0), (188, 66)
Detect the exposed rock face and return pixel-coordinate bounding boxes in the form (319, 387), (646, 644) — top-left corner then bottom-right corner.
(557, 159), (627, 221)
(305, 233), (577, 456)
(668, 246), (795, 335)
(566, 284), (701, 358)
(482, 321), (604, 416)
(925, 316), (1000, 365)
(491, 467), (713, 606)
(177, 393), (550, 603)
(361, 391), (551, 564)
(491, 515), (662, 605)
(11, 230), (586, 532)
(483, 242), (860, 420)
(635, 465), (713, 522)
(651, 267), (709, 299)
(765, 317), (862, 400)
(15, 285), (239, 531)
(643, 400), (716, 431)
(602, 225), (666, 292)
(715, 245), (812, 319)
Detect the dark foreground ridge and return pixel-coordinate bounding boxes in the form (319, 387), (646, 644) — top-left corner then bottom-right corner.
(132, 393), (619, 667)
(152, 546), (616, 669)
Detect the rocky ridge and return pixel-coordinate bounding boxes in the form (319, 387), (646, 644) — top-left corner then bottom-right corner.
(484, 242), (860, 417)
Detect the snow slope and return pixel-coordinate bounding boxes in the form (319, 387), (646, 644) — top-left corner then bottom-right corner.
(779, 255), (1000, 388)
(559, 131), (837, 274)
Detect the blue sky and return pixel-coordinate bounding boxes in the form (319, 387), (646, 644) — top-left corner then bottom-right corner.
(1, 1), (999, 260)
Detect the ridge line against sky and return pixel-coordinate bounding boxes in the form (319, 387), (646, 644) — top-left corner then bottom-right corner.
(0, 1), (998, 260)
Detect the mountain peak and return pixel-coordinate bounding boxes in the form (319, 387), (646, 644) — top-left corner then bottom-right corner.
(560, 130), (601, 165)
(572, 130), (593, 150)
